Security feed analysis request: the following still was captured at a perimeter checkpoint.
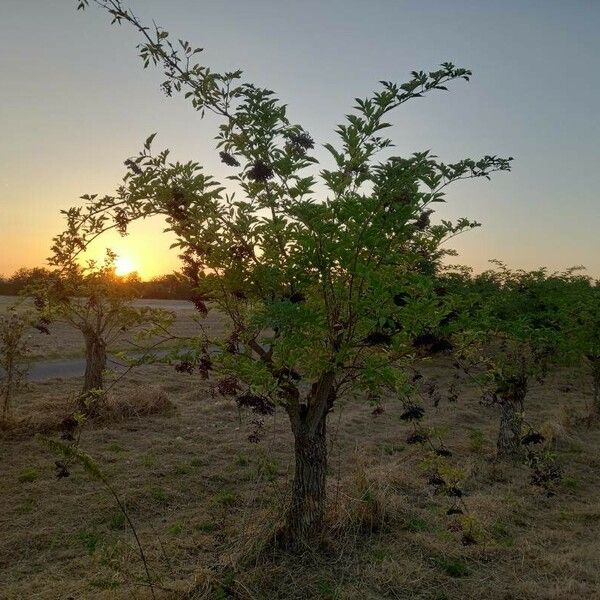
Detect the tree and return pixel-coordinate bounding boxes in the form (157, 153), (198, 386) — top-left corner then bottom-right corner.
(551, 270), (600, 414)
(31, 252), (172, 413)
(65, 0), (512, 544)
(575, 283), (600, 414)
(450, 264), (566, 460)
(0, 309), (31, 423)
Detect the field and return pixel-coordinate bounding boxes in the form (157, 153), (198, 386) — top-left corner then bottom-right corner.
(0, 296), (226, 360)
(2, 300), (600, 599)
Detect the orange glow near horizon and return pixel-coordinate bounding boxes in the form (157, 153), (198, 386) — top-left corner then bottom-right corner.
(74, 222), (181, 281)
(114, 255), (136, 277)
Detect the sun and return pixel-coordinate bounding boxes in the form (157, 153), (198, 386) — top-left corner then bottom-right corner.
(115, 255), (136, 276)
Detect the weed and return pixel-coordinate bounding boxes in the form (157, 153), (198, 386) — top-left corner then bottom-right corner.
(168, 521), (183, 535)
(562, 476), (580, 490)
(256, 452), (278, 482)
(107, 442), (125, 453)
(90, 577), (120, 590)
(194, 520), (218, 533)
(401, 516), (429, 532)
(76, 530), (101, 555)
(382, 442), (405, 455)
(16, 498), (35, 514)
(142, 453), (156, 468)
(317, 578), (340, 599)
(236, 451), (249, 467)
(468, 428), (485, 453)
(108, 511), (126, 530)
(174, 462), (191, 475)
(432, 556), (469, 577)
(490, 520), (514, 547)
(213, 490), (236, 507)
(17, 467), (38, 483)
(148, 486), (169, 504)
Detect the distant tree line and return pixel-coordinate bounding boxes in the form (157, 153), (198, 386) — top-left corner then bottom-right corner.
(0, 267), (194, 300)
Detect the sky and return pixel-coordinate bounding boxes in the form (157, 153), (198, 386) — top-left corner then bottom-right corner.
(1, 0), (599, 279)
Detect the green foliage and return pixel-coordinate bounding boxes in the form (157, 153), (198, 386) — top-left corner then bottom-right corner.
(67, 0), (512, 541)
(0, 309), (32, 421)
(30, 251), (174, 351)
(59, 1), (512, 430)
(441, 263), (598, 423)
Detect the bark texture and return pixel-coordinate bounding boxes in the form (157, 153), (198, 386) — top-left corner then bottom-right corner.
(591, 359), (600, 415)
(285, 415), (328, 543)
(282, 372), (335, 547)
(1, 363), (13, 422)
(495, 371), (528, 461)
(497, 396), (524, 460)
(81, 331), (107, 411)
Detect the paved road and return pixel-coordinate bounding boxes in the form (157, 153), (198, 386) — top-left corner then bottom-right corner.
(28, 356), (132, 382)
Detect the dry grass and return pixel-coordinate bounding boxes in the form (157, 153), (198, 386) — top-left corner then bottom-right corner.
(94, 385), (175, 422)
(1, 359), (600, 599)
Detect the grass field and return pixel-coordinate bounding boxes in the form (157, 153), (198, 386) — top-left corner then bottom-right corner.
(1, 300), (600, 599)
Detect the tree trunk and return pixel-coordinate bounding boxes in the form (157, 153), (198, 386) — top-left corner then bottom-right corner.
(1, 355), (14, 423)
(497, 395), (524, 461)
(80, 332), (107, 411)
(591, 359), (600, 416)
(284, 413), (328, 546)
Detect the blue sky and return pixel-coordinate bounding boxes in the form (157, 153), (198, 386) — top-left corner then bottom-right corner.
(1, 0), (598, 278)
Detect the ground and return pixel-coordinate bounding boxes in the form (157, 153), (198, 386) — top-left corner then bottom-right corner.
(1, 300), (600, 599)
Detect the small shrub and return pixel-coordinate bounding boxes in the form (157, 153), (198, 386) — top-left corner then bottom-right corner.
(0, 310), (31, 422)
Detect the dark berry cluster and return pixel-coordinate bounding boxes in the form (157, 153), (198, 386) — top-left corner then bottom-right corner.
(219, 151), (240, 167)
(287, 132), (315, 153)
(247, 161), (274, 182)
(236, 393), (275, 416)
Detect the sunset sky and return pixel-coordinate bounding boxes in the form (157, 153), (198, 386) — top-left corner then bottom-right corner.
(1, 0), (599, 279)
